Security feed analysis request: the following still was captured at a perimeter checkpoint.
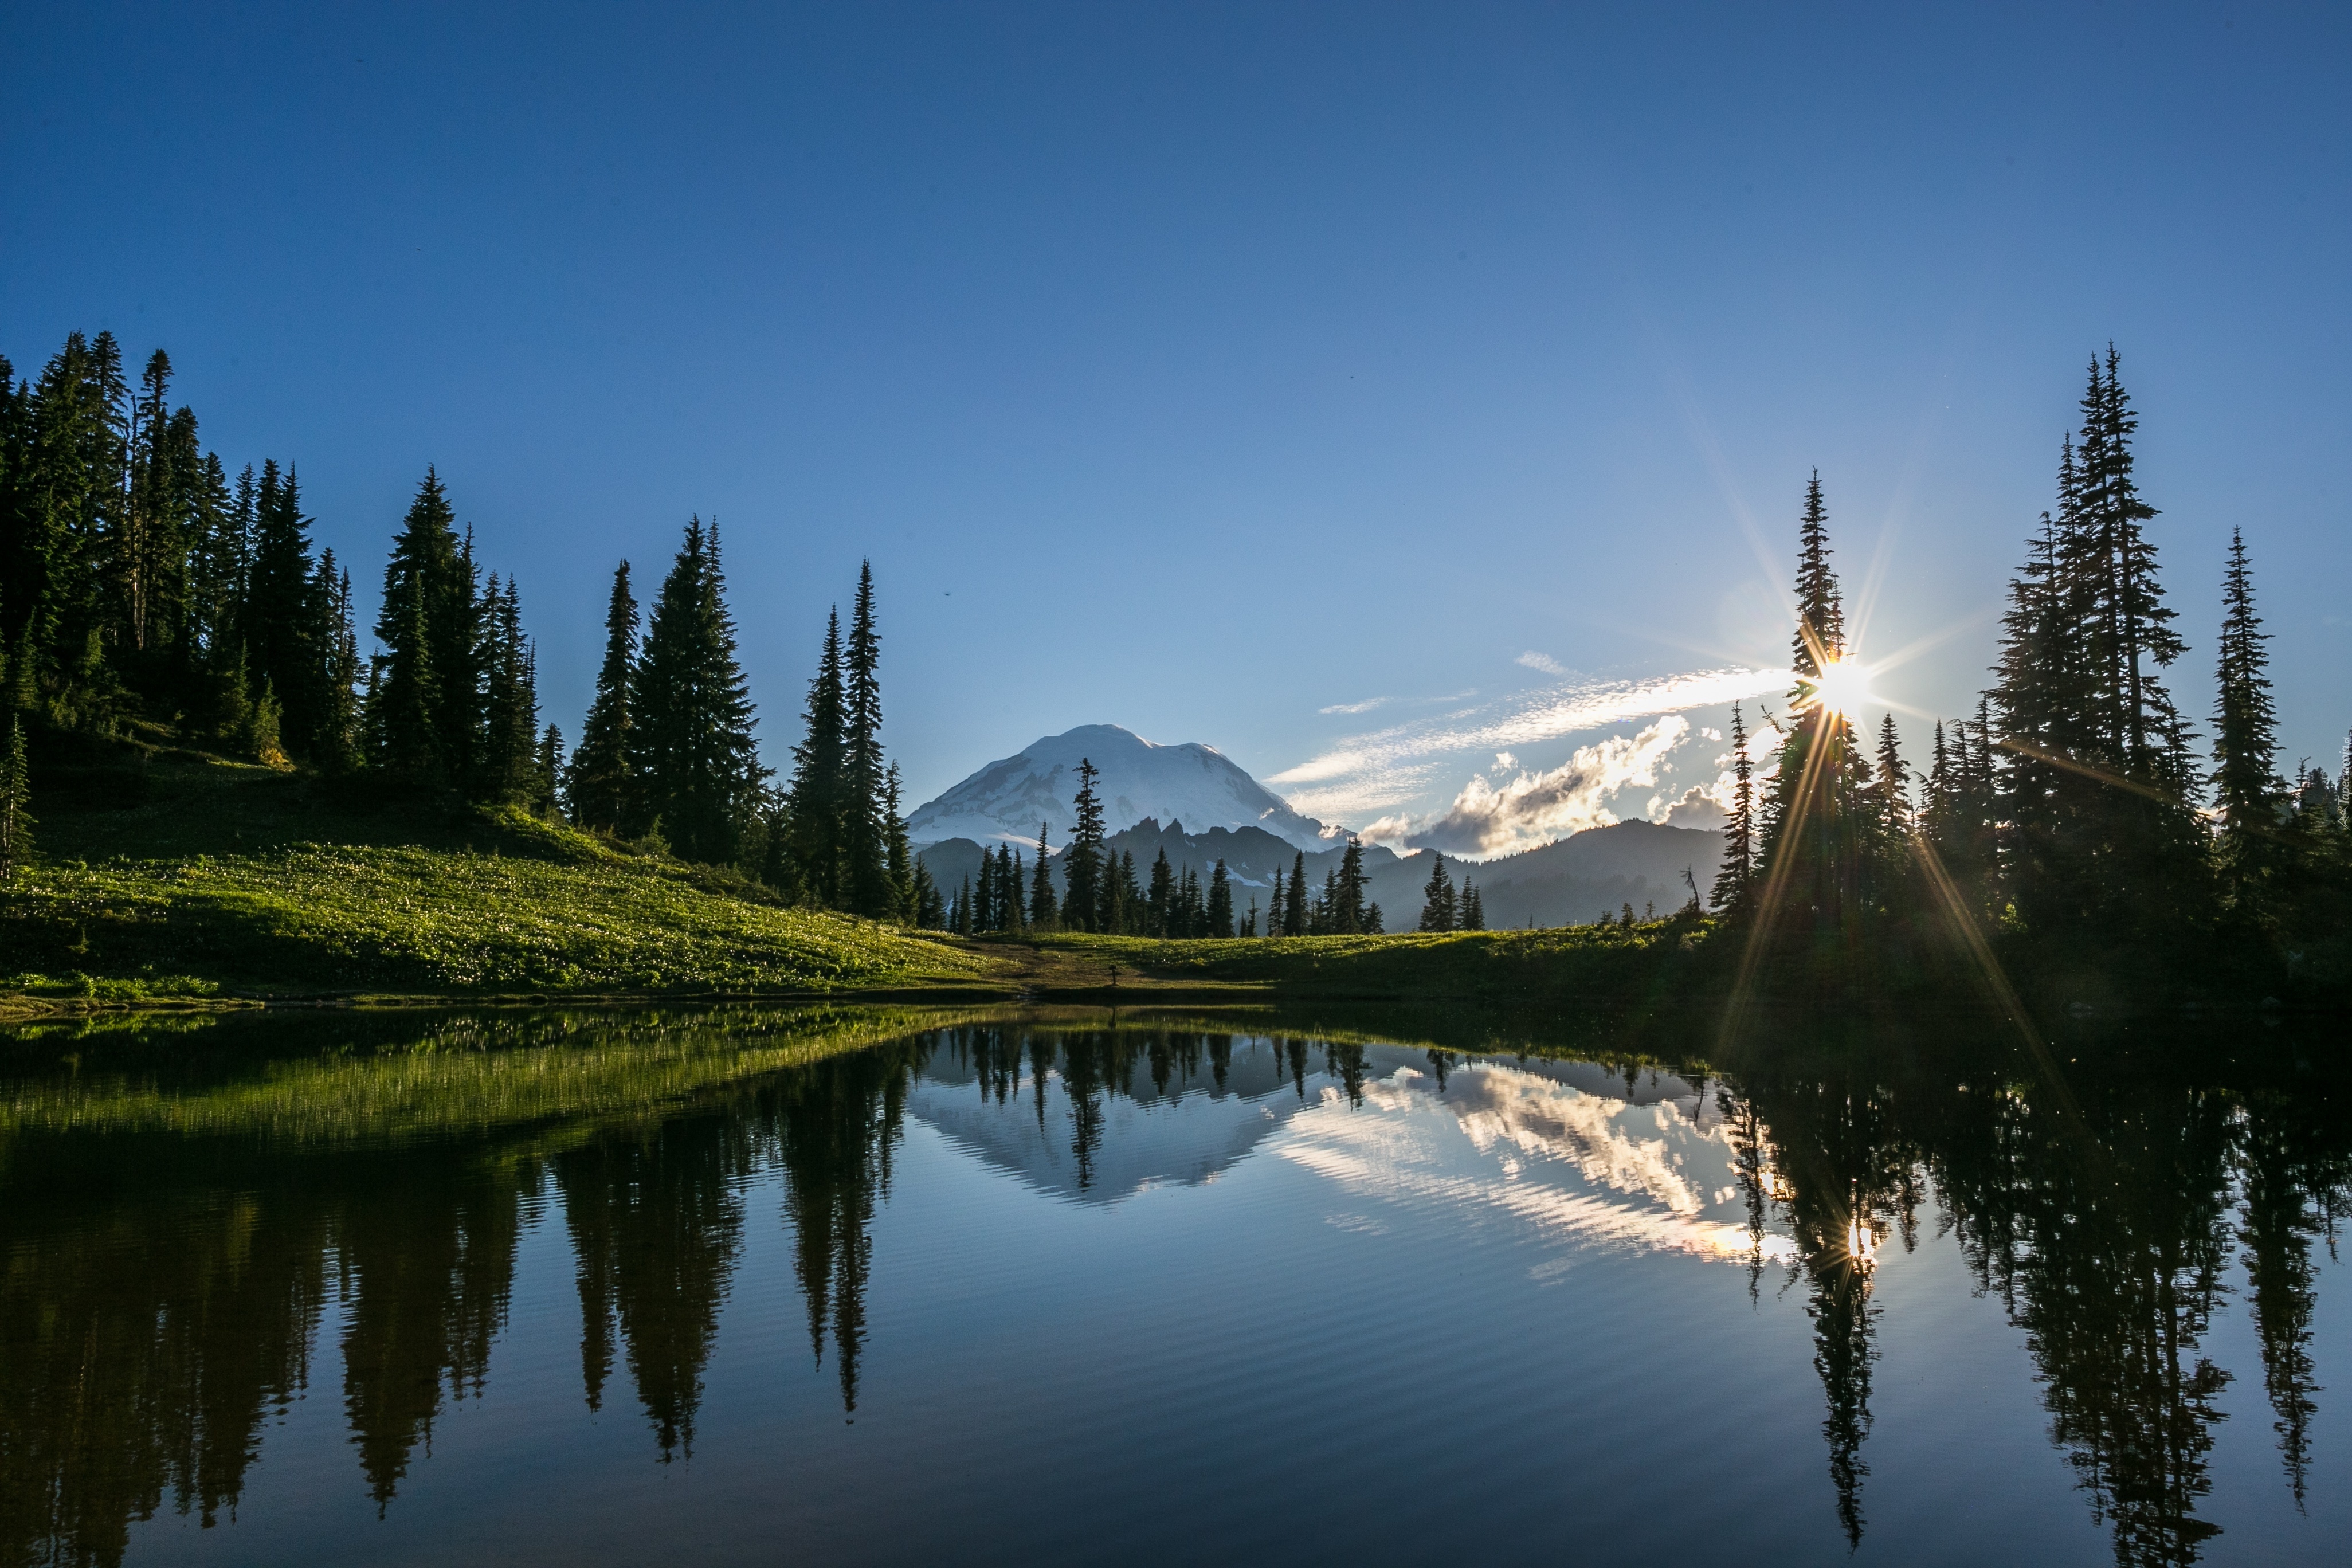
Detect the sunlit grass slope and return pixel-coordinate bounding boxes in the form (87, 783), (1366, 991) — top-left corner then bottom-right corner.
(2, 748), (997, 998)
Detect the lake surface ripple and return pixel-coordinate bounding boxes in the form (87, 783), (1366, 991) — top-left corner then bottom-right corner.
(3, 1006), (2346, 1566)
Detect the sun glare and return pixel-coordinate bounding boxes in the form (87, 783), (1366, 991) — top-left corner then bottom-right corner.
(1803, 658), (1875, 716)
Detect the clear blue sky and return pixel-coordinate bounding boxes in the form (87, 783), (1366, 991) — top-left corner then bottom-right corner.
(6, 3), (2347, 844)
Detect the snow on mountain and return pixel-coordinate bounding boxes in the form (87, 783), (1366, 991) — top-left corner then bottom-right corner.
(906, 723), (1335, 852)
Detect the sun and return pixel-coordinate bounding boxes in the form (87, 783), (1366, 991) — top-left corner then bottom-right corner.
(1802, 657), (1875, 717)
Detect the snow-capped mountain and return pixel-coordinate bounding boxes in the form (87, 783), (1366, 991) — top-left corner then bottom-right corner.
(907, 723), (1334, 851)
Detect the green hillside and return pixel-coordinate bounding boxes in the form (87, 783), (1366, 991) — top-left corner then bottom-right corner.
(2, 744), (1001, 1001)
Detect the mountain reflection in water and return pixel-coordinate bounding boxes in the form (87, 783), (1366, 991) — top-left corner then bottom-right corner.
(1, 1007), (2345, 1567)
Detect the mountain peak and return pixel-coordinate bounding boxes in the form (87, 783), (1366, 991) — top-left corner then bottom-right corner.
(907, 724), (1333, 851)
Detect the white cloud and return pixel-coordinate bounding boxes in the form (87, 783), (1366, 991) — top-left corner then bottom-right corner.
(1362, 717), (1690, 857)
(1319, 695), (1389, 715)
(1493, 751), (1517, 771)
(1271, 665), (1783, 821)
(1516, 650), (1568, 675)
(1651, 783), (1731, 830)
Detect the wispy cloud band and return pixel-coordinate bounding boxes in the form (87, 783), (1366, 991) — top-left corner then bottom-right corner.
(1273, 665), (1785, 821)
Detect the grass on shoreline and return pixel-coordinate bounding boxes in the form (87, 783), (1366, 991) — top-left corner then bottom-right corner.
(990, 921), (1709, 1003)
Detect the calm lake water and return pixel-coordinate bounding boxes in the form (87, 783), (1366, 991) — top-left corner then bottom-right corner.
(3, 1005), (2346, 1566)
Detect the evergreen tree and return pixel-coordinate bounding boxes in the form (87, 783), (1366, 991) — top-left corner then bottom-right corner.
(841, 562), (891, 915)
(954, 875), (974, 935)
(629, 518), (765, 865)
(1331, 835), (1371, 934)
(1060, 757), (1106, 931)
(1992, 351), (2207, 943)
(786, 609), (849, 904)
(1418, 850), (1457, 932)
(1792, 471), (1846, 676)
(566, 561), (640, 831)
(0, 717), (31, 881)
(311, 551), (362, 772)
(1147, 848), (1175, 936)
(1750, 475), (1877, 953)
(1265, 863), (1285, 938)
(373, 469), (476, 783)
(1206, 859), (1234, 938)
(476, 575), (539, 801)
(1028, 823), (1057, 929)
(532, 724), (565, 818)
(370, 571), (437, 778)
(883, 762), (915, 922)
(186, 455), (246, 666)
(1112, 848), (1143, 934)
(14, 332), (131, 728)
(2213, 527), (2286, 912)
(119, 350), (190, 663)
(246, 463), (342, 761)
(1284, 852), (1309, 936)
(1460, 880), (1485, 930)
(1011, 848), (1031, 930)
(1873, 714), (1908, 836)
(911, 856), (943, 928)
(1713, 702), (1755, 910)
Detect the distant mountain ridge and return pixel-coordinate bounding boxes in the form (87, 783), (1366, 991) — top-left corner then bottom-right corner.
(907, 724), (1332, 851)
(916, 816), (1725, 930)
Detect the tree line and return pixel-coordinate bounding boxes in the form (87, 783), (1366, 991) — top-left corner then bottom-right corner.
(0, 329), (942, 924)
(944, 759), (1395, 938)
(1710, 349), (2350, 993)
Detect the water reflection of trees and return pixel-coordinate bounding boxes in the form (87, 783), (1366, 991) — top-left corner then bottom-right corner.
(1724, 1037), (2352, 1567)
(7, 1013), (2351, 1568)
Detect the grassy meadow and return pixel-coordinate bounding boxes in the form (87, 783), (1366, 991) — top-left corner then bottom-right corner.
(3, 747), (1001, 1001)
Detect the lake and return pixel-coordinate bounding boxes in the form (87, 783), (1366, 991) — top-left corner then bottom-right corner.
(3, 1005), (2345, 1566)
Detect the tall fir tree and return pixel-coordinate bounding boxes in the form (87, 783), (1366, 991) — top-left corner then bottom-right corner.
(1331, 835), (1372, 934)
(311, 550), (362, 772)
(1418, 850), (1457, 932)
(372, 469), (477, 783)
(186, 454), (246, 668)
(1992, 350), (2207, 943)
(785, 609), (848, 904)
(532, 724), (565, 818)
(1712, 702), (1755, 911)
(1284, 851), (1309, 936)
(1206, 859), (1234, 938)
(2212, 528), (2285, 912)
(1751, 475), (1877, 949)
(1147, 847), (1175, 936)
(566, 561), (641, 831)
(119, 350), (191, 663)
(370, 569), (437, 778)
(1060, 756), (1106, 931)
(628, 518), (765, 864)
(245, 462), (337, 761)
(883, 762), (916, 922)
(1265, 863), (1286, 938)
(0, 716), (32, 880)
(1028, 822), (1057, 928)
(841, 561), (892, 915)
(476, 575), (540, 801)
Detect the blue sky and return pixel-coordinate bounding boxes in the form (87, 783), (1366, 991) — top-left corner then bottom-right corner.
(6, 3), (2347, 845)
